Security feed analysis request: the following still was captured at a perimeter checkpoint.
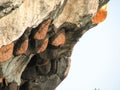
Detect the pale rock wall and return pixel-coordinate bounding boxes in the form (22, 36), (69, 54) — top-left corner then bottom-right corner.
(0, 0), (65, 47)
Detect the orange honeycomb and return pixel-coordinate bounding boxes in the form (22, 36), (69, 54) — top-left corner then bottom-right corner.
(92, 4), (108, 24)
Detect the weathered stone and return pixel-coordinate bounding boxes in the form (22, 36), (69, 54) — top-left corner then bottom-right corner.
(4, 78), (8, 86)
(1, 55), (34, 86)
(64, 57), (71, 77)
(0, 66), (2, 78)
(0, 0), (23, 18)
(0, 0), (66, 48)
(36, 59), (51, 75)
(36, 59), (49, 67)
(0, 0), (110, 90)
(0, 0), (23, 7)
(53, 0), (99, 28)
(9, 82), (18, 90)
(0, 43), (14, 62)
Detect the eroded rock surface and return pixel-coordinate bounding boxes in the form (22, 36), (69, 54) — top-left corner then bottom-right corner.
(0, 0), (66, 48)
(0, 0), (109, 90)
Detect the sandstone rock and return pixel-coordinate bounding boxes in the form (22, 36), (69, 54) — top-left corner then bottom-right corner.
(36, 59), (51, 75)
(0, 0), (109, 90)
(64, 57), (71, 77)
(9, 82), (18, 90)
(0, 0), (23, 18)
(53, 0), (99, 28)
(0, 0), (66, 48)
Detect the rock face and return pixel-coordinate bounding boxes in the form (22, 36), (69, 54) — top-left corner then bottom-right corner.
(0, 0), (66, 47)
(0, 0), (109, 90)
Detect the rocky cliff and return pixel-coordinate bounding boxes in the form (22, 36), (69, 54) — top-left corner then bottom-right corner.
(0, 0), (109, 90)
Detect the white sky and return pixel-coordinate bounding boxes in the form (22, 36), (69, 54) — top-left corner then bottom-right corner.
(57, 0), (120, 90)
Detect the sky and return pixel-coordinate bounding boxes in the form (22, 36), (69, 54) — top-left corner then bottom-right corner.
(57, 0), (120, 90)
